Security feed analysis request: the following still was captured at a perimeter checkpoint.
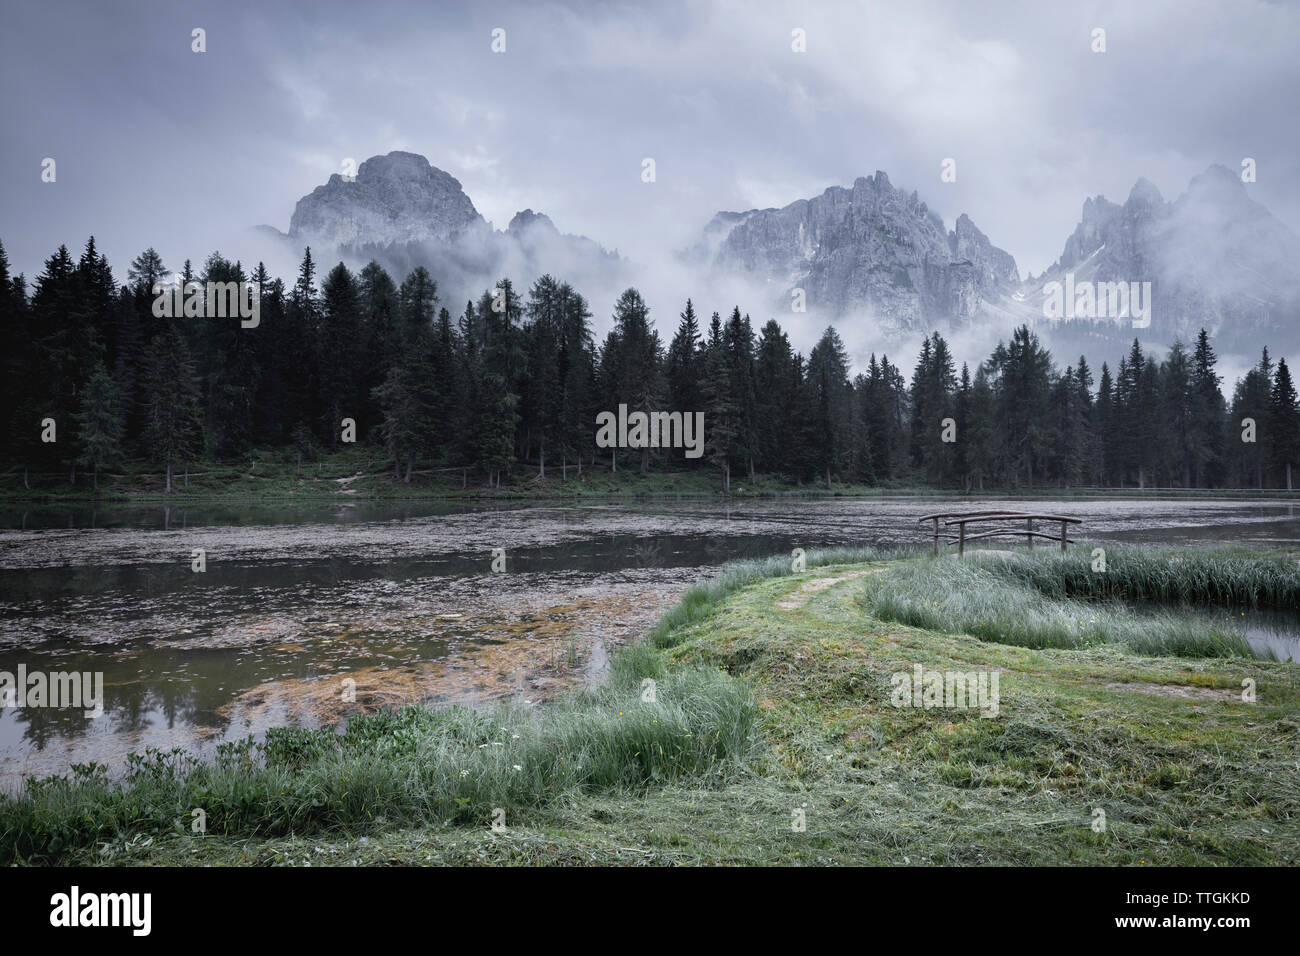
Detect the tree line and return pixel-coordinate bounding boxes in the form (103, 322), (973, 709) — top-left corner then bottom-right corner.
(2, 237), (1298, 492)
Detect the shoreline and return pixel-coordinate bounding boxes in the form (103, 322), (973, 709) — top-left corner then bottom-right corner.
(4, 545), (1297, 866)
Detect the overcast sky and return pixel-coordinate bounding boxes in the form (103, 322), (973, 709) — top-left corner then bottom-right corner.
(4, 0), (1299, 308)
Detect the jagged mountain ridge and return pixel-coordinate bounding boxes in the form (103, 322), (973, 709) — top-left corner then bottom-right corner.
(261, 152), (1298, 350)
(692, 171), (1021, 332)
(262, 151), (624, 306)
(1024, 164), (1300, 346)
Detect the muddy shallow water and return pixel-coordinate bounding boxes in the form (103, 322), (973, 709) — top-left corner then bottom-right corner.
(2, 496), (1298, 786)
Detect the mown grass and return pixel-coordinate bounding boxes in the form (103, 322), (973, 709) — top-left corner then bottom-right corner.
(863, 547), (1300, 658)
(647, 545), (907, 647)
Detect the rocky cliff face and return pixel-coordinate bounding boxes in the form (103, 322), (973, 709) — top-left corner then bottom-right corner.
(695, 172), (1020, 331)
(271, 152), (623, 306)
(269, 154), (1298, 352)
(1029, 165), (1300, 345)
(288, 151), (485, 247)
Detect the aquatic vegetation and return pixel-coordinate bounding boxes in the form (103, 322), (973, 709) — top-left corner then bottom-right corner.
(0, 645), (754, 864)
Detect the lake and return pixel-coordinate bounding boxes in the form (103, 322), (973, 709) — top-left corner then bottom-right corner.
(2, 495), (1299, 786)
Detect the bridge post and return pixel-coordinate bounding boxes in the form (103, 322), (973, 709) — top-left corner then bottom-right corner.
(1027, 517), (1034, 551)
(958, 522), (965, 557)
(932, 517), (940, 557)
(1060, 520), (1067, 552)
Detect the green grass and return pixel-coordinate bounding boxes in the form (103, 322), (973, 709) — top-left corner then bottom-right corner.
(11, 450), (1300, 502)
(2, 451), (924, 502)
(863, 547), (1300, 658)
(0, 651), (754, 864)
(647, 545), (905, 647)
(4, 545), (1298, 866)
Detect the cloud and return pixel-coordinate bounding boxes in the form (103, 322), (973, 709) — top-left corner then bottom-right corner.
(1, 0), (1296, 362)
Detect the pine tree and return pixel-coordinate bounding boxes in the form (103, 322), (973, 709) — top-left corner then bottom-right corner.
(1161, 342), (1194, 487)
(806, 327), (853, 489)
(701, 312), (738, 490)
(988, 326), (1054, 489)
(1136, 355), (1162, 488)
(555, 284), (595, 479)
(1230, 349), (1274, 488)
(724, 308), (758, 482)
(430, 305), (464, 467)
(1095, 362), (1115, 486)
(198, 252), (257, 457)
(140, 326), (203, 493)
(127, 248), (168, 297)
(666, 299), (703, 415)
(755, 319), (798, 478)
(966, 364), (997, 490)
(954, 363), (972, 490)
(909, 332), (956, 485)
(318, 262), (365, 446)
(373, 348), (424, 481)
(1269, 357), (1299, 490)
(250, 269), (290, 445)
(523, 275), (564, 477)
(286, 248), (322, 445)
(1190, 329), (1227, 487)
(475, 279), (524, 486)
(358, 261), (402, 431)
(74, 362), (123, 491)
(601, 288), (662, 473)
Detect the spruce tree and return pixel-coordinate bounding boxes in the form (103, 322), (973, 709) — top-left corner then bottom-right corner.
(140, 326), (203, 493)
(74, 362), (123, 491)
(1269, 357), (1299, 490)
(1190, 329), (1227, 487)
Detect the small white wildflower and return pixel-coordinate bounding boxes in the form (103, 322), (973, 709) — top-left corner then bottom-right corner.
(512, 764), (522, 771)
(460, 769), (469, 777)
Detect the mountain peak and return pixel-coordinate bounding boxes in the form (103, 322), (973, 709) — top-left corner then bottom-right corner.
(1126, 177), (1164, 208)
(1037, 164), (1300, 344)
(1183, 162), (1251, 207)
(507, 209), (558, 234)
(288, 151), (482, 248)
(697, 171), (1017, 326)
(273, 153), (622, 308)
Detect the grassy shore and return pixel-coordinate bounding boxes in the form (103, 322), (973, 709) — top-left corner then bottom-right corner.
(8, 451), (1300, 502)
(3, 546), (1298, 865)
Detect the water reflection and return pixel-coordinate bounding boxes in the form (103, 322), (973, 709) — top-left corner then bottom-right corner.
(2, 495), (1299, 784)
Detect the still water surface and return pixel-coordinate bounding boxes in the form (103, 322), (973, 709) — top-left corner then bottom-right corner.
(2, 496), (1298, 785)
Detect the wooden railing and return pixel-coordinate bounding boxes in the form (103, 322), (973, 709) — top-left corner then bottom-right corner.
(917, 510), (1083, 557)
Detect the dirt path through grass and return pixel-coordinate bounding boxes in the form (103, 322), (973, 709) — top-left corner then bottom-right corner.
(774, 567), (882, 610)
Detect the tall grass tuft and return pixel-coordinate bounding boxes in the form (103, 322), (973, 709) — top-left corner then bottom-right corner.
(0, 646), (754, 864)
(863, 546), (1298, 658)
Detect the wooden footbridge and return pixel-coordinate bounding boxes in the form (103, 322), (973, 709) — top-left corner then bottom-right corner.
(918, 510), (1083, 557)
